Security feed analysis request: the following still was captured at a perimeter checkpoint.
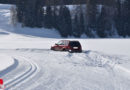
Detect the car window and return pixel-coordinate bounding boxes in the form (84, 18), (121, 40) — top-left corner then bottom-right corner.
(64, 41), (69, 45)
(69, 41), (80, 47)
(57, 41), (64, 45)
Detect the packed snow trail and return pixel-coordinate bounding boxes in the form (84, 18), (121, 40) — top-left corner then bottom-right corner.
(4, 56), (38, 90)
(0, 54), (39, 90)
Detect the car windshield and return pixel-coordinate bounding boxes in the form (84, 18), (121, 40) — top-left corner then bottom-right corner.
(69, 41), (80, 47)
(56, 41), (64, 45)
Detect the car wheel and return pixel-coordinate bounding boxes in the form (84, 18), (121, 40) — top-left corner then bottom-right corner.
(62, 48), (66, 51)
(51, 47), (55, 50)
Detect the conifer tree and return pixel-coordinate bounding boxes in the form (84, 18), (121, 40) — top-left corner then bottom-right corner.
(115, 0), (124, 37)
(97, 6), (107, 37)
(51, 6), (59, 30)
(10, 6), (17, 26)
(44, 6), (53, 28)
(86, 1), (98, 37)
(73, 14), (80, 37)
(58, 6), (72, 37)
(79, 10), (85, 36)
(123, 0), (130, 36)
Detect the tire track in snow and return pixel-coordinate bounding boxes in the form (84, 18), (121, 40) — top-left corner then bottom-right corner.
(4, 56), (38, 90)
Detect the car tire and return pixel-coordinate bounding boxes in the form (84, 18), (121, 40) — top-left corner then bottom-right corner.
(62, 48), (66, 51)
(51, 47), (55, 50)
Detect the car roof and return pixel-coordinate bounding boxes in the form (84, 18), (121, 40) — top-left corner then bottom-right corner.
(60, 40), (70, 42)
(60, 40), (79, 41)
(61, 40), (70, 41)
(59, 40), (81, 43)
(70, 41), (79, 42)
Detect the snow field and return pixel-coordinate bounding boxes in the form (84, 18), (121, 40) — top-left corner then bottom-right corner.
(7, 50), (128, 90)
(0, 4), (130, 90)
(0, 54), (14, 72)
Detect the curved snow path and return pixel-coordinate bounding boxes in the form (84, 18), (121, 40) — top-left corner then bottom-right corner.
(0, 59), (18, 77)
(4, 56), (39, 90)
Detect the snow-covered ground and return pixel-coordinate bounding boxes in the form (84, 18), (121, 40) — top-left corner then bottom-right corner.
(0, 4), (130, 90)
(0, 54), (14, 72)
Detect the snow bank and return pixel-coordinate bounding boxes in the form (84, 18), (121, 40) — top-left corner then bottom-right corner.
(0, 54), (14, 71)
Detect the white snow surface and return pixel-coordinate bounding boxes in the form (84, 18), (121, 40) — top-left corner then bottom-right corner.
(0, 4), (130, 90)
(0, 54), (14, 71)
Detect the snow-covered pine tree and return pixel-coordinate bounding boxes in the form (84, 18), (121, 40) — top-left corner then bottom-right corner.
(10, 6), (17, 26)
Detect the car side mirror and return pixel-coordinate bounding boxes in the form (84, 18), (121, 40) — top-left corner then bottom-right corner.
(55, 43), (58, 46)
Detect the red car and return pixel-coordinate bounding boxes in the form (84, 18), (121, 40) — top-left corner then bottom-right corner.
(51, 40), (82, 52)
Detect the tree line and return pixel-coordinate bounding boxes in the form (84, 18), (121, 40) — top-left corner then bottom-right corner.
(11, 0), (130, 38)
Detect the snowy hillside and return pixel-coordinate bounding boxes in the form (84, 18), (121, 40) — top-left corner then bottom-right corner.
(0, 4), (130, 90)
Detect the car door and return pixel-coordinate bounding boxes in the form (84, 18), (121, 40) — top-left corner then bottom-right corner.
(57, 41), (65, 51)
(55, 40), (63, 51)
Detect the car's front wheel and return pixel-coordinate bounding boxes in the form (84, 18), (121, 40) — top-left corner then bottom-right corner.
(51, 47), (55, 50)
(62, 48), (66, 51)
